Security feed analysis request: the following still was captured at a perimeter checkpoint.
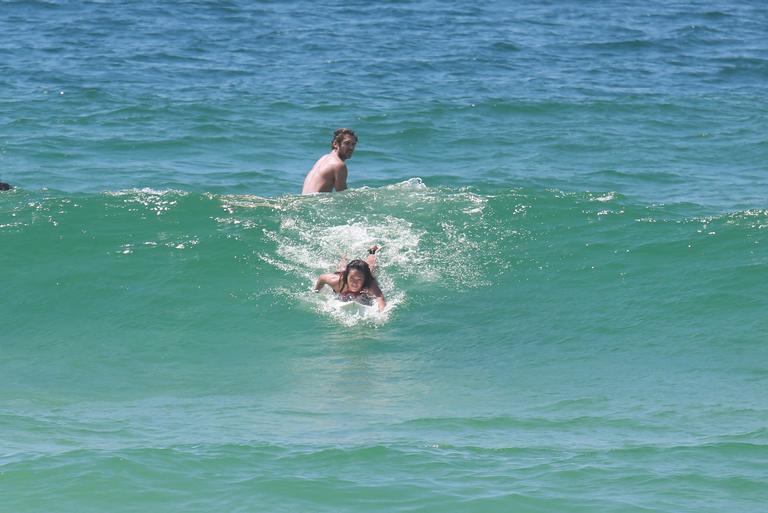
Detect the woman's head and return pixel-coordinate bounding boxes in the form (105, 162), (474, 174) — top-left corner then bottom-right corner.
(340, 259), (373, 293)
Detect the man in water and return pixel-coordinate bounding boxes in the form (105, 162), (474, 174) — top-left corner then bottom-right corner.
(301, 128), (358, 194)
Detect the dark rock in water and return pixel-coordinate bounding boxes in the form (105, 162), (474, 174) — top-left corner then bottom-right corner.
(0, 182), (11, 191)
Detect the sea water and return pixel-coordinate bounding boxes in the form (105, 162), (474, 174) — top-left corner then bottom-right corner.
(2, 1), (767, 512)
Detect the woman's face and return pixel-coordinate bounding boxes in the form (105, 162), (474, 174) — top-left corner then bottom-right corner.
(346, 269), (366, 292)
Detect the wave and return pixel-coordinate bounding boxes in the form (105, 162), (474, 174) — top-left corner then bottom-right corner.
(2, 180), (766, 330)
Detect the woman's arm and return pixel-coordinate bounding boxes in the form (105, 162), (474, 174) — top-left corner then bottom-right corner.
(315, 273), (342, 293)
(366, 245), (379, 275)
(314, 273), (333, 292)
(375, 294), (386, 312)
(368, 279), (386, 311)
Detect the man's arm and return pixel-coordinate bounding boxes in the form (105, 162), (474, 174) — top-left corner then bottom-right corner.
(334, 163), (348, 192)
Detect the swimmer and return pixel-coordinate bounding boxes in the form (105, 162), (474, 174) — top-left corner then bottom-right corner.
(301, 128), (358, 194)
(314, 245), (386, 311)
(0, 182), (11, 191)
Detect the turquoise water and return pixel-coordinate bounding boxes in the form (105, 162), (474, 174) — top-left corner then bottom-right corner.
(2, 2), (767, 512)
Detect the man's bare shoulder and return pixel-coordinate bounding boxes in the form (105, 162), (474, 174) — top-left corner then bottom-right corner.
(318, 153), (345, 170)
(302, 153), (347, 194)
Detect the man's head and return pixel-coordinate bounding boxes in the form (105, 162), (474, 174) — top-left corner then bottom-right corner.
(331, 128), (358, 160)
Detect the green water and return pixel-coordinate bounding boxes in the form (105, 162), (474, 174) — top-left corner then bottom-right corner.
(3, 185), (767, 512)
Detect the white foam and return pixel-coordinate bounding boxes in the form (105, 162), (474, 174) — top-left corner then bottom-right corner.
(388, 177), (427, 190)
(231, 181), (502, 324)
(307, 288), (398, 327)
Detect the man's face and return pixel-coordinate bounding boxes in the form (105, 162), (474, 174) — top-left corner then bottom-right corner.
(335, 135), (357, 160)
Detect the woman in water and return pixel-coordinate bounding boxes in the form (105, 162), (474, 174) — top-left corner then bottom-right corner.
(313, 245), (386, 311)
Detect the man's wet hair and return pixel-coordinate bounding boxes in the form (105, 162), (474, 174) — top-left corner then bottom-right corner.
(0, 182), (11, 191)
(331, 128), (358, 149)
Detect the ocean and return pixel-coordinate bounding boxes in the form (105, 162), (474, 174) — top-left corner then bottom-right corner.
(1, 1), (767, 512)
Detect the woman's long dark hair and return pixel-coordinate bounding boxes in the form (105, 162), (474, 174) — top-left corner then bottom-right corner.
(338, 259), (373, 293)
